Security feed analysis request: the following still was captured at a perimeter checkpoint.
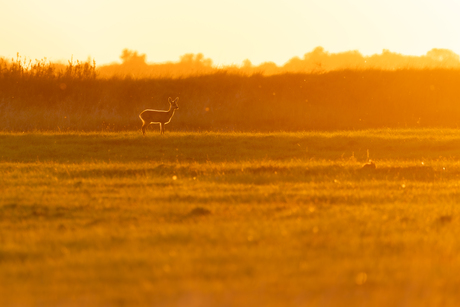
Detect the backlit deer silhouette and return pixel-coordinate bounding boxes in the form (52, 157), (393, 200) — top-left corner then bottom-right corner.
(139, 97), (179, 135)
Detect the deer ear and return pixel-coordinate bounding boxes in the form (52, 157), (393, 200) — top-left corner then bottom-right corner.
(168, 97), (172, 103)
(174, 97), (179, 103)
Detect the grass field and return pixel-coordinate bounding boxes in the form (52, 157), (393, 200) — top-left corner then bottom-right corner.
(4, 68), (460, 132)
(2, 129), (460, 306)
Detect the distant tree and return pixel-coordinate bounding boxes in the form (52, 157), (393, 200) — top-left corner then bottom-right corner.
(283, 56), (305, 72)
(426, 48), (460, 63)
(367, 49), (407, 70)
(179, 53), (213, 67)
(304, 47), (327, 68)
(257, 62), (279, 75)
(120, 49), (147, 66)
(242, 59), (252, 69)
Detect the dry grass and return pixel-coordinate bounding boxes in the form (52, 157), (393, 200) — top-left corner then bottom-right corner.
(1, 130), (460, 306)
(3, 55), (460, 132)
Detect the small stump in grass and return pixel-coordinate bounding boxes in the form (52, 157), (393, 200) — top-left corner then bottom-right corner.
(188, 207), (212, 217)
(437, 215), (453, 224)
(361, 161), (376, 170)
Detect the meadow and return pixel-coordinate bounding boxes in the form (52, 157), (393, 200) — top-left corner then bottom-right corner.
(2, 129), (460, 306)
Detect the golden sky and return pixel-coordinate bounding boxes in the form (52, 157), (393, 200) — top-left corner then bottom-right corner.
(2, 0), (460, 66)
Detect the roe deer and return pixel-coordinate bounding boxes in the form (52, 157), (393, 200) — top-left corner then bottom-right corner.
(139, 97), (179, 135)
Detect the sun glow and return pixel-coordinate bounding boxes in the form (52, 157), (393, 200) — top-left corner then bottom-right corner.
(2, 0), (460, 66)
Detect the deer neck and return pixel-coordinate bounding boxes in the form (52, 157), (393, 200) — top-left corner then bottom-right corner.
(167, 107), (176, 119)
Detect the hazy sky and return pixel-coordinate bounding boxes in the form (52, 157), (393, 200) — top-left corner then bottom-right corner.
(2, 0), (460, 66)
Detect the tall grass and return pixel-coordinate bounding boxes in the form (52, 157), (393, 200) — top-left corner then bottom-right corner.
(2, 55), (460, 131)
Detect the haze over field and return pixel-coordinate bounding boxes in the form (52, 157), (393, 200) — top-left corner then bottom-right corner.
(4, 2), (460, 306)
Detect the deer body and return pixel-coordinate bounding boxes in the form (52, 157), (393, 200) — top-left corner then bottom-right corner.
(139, 97), (179, 135)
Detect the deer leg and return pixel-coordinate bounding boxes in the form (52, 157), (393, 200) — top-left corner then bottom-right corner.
(159, 123), (164, 134)
(141, 122), (148, 135)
